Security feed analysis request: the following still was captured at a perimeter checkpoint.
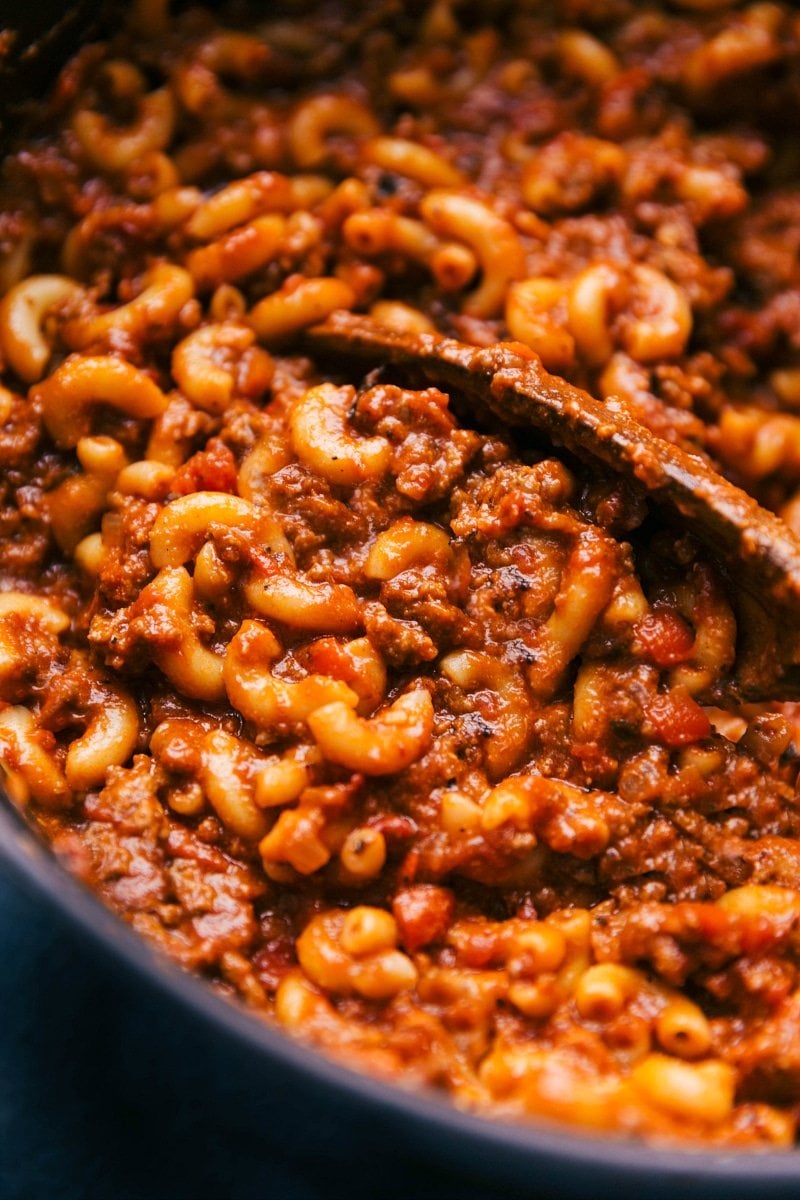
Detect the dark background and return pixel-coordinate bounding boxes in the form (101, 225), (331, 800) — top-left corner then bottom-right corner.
(6, 863), (799, 1200)
(0, 866), (527, 1200)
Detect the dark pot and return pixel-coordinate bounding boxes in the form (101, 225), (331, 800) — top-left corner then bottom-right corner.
(2, 794), (800, 1199)
(1, 4), (800, 1195)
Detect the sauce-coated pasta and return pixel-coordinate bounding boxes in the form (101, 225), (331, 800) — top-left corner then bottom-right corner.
(2, 0), (800, 1149)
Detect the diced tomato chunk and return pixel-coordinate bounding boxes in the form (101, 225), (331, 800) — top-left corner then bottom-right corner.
(646, 689), (712, 747)
(393, 884), (455, 952)
(634, 607), (695, 667)
(171, 437), (238, 495)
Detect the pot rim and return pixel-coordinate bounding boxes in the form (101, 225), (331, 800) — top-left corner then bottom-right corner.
(2, 792), (799, 1197)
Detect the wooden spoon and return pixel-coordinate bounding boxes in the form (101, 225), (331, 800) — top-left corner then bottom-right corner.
(307, 312), (800, 699)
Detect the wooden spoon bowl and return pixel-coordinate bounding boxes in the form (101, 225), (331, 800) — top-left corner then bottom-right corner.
(308, 312), (800, 699)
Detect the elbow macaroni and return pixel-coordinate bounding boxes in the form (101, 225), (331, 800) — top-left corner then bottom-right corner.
(1, 0), (799, 1150)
